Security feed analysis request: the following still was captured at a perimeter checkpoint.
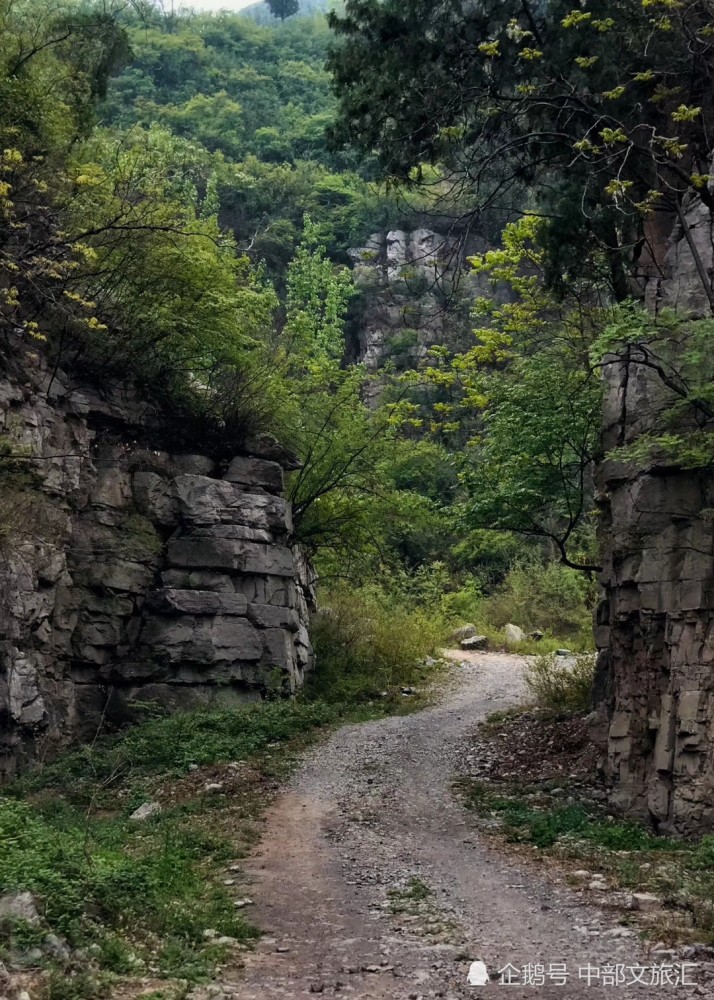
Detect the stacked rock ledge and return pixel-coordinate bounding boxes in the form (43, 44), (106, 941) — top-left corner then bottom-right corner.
(0, 344), (315, 780)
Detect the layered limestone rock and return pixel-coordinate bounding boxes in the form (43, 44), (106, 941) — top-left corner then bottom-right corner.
(593, 183), (714, 836)
(0, 345), (314, 779)
(347, 227), (494, 394)
(348, 229), (457, 376)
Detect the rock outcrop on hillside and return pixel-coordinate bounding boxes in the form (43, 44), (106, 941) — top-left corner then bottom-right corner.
(348, 228), (459, 378)
(348, 227), (494, 396)
(593, 183), (714, 836)
(0, 342), (314, 780)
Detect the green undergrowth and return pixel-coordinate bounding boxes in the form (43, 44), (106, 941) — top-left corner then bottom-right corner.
(22, 700), (338, 793)
(466, 628), (593, 657)
(307, 582), (446, 703)
(525, 652), (596, 714)
(443, 559), (597, 654)
(457, 778), (682, 851)
(456, 773), (714, 944)
(0, 684), (437, 1000)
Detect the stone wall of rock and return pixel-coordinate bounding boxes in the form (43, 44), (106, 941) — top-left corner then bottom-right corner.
(593, 184), (714, 836)
(349, 229), (458, 373)
(347, 228), (495, 396)
(0, 344), (314, 780)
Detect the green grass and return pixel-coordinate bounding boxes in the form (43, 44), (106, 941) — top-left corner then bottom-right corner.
(458, 778), (684, 851)
(392, 876), (432, 902)
(0, 698), (351, 996)
(0, 667), (443, 1000)
(457, 773), (714, 943)
(0, 577), (453, 999)
(20, 699), (338, 797)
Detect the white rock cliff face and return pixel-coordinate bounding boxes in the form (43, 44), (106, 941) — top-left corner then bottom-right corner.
(348, 227), (504, 393)
(348, 228), (475, 394)
(0, 341), (314, 779)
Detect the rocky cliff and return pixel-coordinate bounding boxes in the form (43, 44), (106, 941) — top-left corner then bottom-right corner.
(593, 184), (714, 836)
(0, 340), (314, 780)
(348, 227), (492, 392)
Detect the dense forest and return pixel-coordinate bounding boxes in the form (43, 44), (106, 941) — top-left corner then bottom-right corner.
(3, 0), (713, 663)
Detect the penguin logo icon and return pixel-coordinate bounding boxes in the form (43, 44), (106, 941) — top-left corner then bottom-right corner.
(467, 960), (490, 986)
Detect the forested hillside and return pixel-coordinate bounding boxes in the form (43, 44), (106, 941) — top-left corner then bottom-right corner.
(100, 5), (398, 277)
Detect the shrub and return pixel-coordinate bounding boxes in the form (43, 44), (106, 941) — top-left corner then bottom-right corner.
(525, 652), (596, 714)
(0, 798), (255, 950)
(692, 834), (714, 870)
(307, 582), (444, 703)
(483, 560), (596, 640)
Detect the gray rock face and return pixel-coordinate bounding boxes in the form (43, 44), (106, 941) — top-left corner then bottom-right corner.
(347, 228), (503, 404)
(0, 342), (315, 780)
(223, 455), (284, 493)
(594, 182), (714, 836)
(348, 229), (456, 379)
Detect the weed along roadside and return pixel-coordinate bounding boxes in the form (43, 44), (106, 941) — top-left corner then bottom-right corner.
(454, 652), (714, 954)
(0, 644), (442, 1000)
(0, 701), (333, 1000)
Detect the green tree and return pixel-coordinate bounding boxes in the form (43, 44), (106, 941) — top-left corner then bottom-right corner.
(283, 217), (354, 359)
(0, 0), (131, 342)
(462, 347), (601, 573)
(401, 215), (604, 570)
(328, 0), (714, 301)
(268, 0), (300, 21)
(270, 222), (421, 569)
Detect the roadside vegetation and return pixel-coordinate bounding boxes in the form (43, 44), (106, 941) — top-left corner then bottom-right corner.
(456, 656), (714, 947)
(0, 681), (440, 1000)
(0, 560), (596, 1000)
(457, 768), (714, 946)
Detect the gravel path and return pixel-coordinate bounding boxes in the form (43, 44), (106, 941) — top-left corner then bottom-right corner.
(212, 653), (706, 999)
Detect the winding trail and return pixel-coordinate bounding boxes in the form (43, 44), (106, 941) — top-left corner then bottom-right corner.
(217, 653), (695, 999)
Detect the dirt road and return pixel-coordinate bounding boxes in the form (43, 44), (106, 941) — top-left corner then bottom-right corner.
(212, 653), (702, 999)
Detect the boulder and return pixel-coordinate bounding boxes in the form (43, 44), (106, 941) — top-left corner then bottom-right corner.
(632, 892), (660, 911)
(460, 635), (489, 651)
(43, 933), (70, 960)
(132, 470), (177, 525)
(129, 801), (162, 822)
(450, 624), (478, 643)
(386, 230), (408, 278)
(504, 623), (525, 644)
(86, 560), (153, 594)
(0, 891), (41, 925)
